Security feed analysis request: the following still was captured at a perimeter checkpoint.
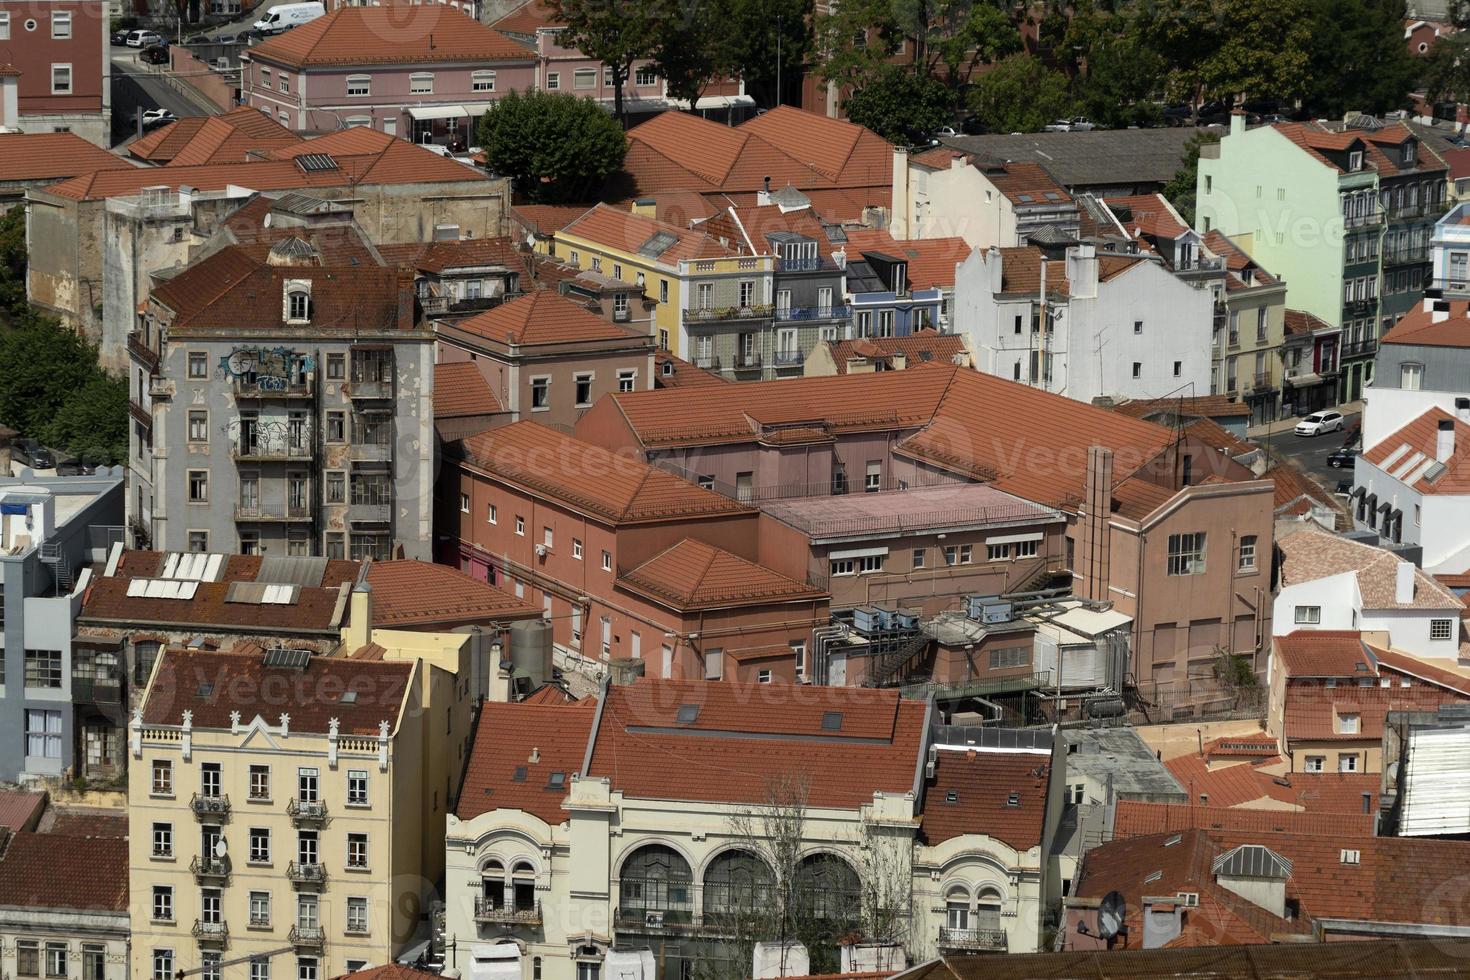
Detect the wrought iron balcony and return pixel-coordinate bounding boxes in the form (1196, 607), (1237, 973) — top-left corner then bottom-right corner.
(614, 906), (696, 930)
(234, 503), (314, 523)
(772, 350), (805, 366)
(288, 925), (326, 950)
(1343, 208), (1384, 229)
(937, 926), (1007, 951)
(347, 501), (392, 524)
(687, 304), (774, 323)
(474, 898), (543, 925)
(190, 854), (231, 883)
(190, 793), (230, 818)
(286, 861), (327, 888)
(233, 376), (314, 399)
(287, 798), (328, 825)
(774, 304), (851, 321)
(346, 379), (394, 400)
(230, 441), (313, 462)
(733, 350), (763, 369)
(192, 920), (229, 945)
(347, 440), (393, 463)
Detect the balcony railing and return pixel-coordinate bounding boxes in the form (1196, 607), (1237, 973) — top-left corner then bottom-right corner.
(348, 501), (392, 524)
(775, 256), (830, 272)
(71, 670), (122, 704)
(190, 854), (231, 882)
(687, 304), (774, 323)
(192, 920), (229, 945)
(937, 926), (1007, 951)
(772, 350), (804, 366)
(1249, 372), (1274, 392)
(234, 504), (314, 523)
(1342, 339), (1378, 358)
(287, 798), (328, 824)
(288, 925), (326, 949)
(128, 333), (160, 372)
(233, 377), (314, 400)
(1390, 199), (1450, 219)
(348, 440), (393, 463)
(1343, 208), (1385, 229)
(1384, 246), (1429, 265)
(692, 354), (716, 369)
(474, 898), (543, 925)
(615, 906), (696, 930)
(231, 442), (313, 462)
(422, 294), (498, 316)
(774, 304), (851, 321)
(190, 793), (230, 818)
(286, 861), (327, 887)
(346, 379), (394, 400)
(734, 351), (763, 369)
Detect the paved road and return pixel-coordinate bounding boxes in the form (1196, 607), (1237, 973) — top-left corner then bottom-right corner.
(110, 50), (212, 146)
(1262, 411), (1361, 491)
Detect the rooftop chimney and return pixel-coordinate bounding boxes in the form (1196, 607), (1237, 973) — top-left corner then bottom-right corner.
(1077, 446), (1114, 602)
(1396, 559), (1416, 605)
(758, 175), (773, 207)
(1437, 418), (1456, 463)
(1229, 111), (1246, 138)
(1456, 397), (1470, 423)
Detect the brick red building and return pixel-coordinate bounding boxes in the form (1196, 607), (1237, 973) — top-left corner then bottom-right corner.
(2, 0), (109, 146)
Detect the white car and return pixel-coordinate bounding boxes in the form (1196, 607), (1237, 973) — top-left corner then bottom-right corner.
(141, 108), (176, 129)
(126, 29), (164, 47)
(1294, 411), (1345, 437)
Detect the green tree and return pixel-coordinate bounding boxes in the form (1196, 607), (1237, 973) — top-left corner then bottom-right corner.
(966, 53), (1073, 133)
(812, 0), (904, 90)
(44, 374), (128, 465)
(1301, 0), (1415, 116)
(477, 89), (627, 203)
(720, 0), (814, 107)
(1161, 129), (1219, 227)
(0, 206), (28, 317)
(1136, 0), (1311, 103)
(0, 316), (127, 464)
(843, 65), (954, 142)
(548, 0), (663, 125)
(814, 0), (1018, 92)
(651, 0), (739, 108)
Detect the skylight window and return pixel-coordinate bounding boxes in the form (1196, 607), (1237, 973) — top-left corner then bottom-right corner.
(821, 711), (844, 731)
(546, 771), (567, 789)
(676, 704), (700, 724)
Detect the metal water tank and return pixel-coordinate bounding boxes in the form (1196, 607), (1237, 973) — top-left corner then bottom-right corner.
(508, 619), (552, 690)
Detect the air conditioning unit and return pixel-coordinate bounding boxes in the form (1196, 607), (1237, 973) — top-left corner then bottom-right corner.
(535, 544), (548, 557)
(644, 910), (664, 927)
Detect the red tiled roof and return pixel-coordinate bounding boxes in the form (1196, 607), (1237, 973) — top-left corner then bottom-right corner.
(1114, 394), (1252, 420)
(1166, 752), (1381, 812)
(1113, 799), (1376, 839)
(46, 131), (485, 201)
(1381, 299), (1470, 348)
(919, 747), (1050, 850)
(984, 161), (1071, 206)
(617, 538), (827, 612)
(1372, 645), (1470, 697)
(842, 228), (971, 290)
(585, 679), (927, 808)
(434, 361), (502, 418)
(248, 6), (532, 67)
(365, 559), (538, 628)
(1107, 193), (1188, 239)
(990, 246), (1069, 296)
(654, 350), (728, 388)
(0, 132), (133, 181)
(1282, 679), (1469, 742)
(491, 0), (561, 33)
(0, 791), (45, 832)
(1362, 407), (1470, 495)
(455, 290), (647, 346)
(331, 966), (443, 980)
(142, 648), (413, 735)
(825, 330), (968, 373)
(510, 203), (594, 238)
(560, 203), (736, 264)
(460, 421), (753, 525)
(376, 237), (522, 274)
(1274, 630), (1378, 677)
(456, 697), (596, 826)
(44, 810), (128, 837)
(1264, 462), (1345, 526)
(1284, 308), (1335, 336)
(166, 107), (302, 166)
(1277, 525), (1462, 607)
(704, 203), (838, 258)
(0, 833), (128, 912)
(1202, 230), (1279, 289)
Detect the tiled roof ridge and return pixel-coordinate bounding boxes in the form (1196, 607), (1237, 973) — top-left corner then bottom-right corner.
(153, 247), (263, 322)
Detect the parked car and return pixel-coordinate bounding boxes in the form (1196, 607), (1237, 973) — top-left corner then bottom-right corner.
(111, 28), (133, 45)
(1162, 103), (1193, 126)
(140, 43), (170, 64)
(126, 29), (164, 47)
(253, 1), (324, 34)
(1295, 411), (1346, 437)
(215, 33), (237, 44)
(12, 439), (56, 471)
(55, 455), (99, 476)
(1043, 117), (1097, 132)
(1327, 446), (1359, 468)
(184, 32), (211, 43)
(141, 107), (177, 129)
(929, 125), (958, 138)
(960, 115), (988, 135)
(1335, 478), (1353, 495)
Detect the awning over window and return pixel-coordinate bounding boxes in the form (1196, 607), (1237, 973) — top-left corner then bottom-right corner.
(407, 104), (471, 121)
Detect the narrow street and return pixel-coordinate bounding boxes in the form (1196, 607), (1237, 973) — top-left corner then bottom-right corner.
(109, 50), (214, 147)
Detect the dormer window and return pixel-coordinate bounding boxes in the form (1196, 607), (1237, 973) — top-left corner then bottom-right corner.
(1403, 141), (1417, 167)
(284, 280), (312, 323)
(892, 264), (907, 294)
(1349, 150), (1364, 171)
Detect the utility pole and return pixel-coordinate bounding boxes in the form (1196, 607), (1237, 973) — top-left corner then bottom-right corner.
(775, 13), (782, 108)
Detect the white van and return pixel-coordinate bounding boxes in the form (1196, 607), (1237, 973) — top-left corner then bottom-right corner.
(253, 1), (324, 33)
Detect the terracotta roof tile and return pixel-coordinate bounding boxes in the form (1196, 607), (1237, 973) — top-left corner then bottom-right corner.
(654, 350), (728, 388)
(434, 361), (502, 418)
(842, 229), (971, 290)
(919, 747), (1050, 850)
(1264, 463), (1344, 525)
(0, 790), (45, 832)
(1362, 407), (1470, 495)
(457, 697), (596, 825)
(585, 679), (926, 808)
(166, 107), (302, 166)
(511, 203), (595, 238)
(491, 0), (561, 33)
(142, 648), (413, 735)
(617, 538), (826, 611)
(1371, 645), (1470, 696)
(1113, 800), (1376, 839)
(365, 559), (538, 627)
(560, 203), (736, 265)
(455, 290), (647, 346)
(248, 6), (532, 68)
(1114, 394), (1252, 420)
(1277, 525), (1464, 606)
(1274, 630), (1379, 677)
(0, 833), (127, 912)
(376, 237), (522, 274)
(127, 116), (211, 162)
(1284, 308), (1334, 336)
(825, 330), (968, 373)
(330, 966), (443, 980)
(0, 132), (133, 181)
(1107, 193), (1189, 239)
(460, 420), (753, 525)
(1381, 299), (1470, 347)
(990, 246), (1070, 296)
(984, 161), (1071, 206)
(1165, 752), (1381, 812)
(1281, 680), (1468, 742)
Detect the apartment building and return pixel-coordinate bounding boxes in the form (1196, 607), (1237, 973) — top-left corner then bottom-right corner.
(445, 680), (1066, 980)
(378, 237), (525, 321)
(891, 148), (1080, 247)
(1193, 232), (1288, 422)
(0, 472), (124, 783)
(130, 239), (434, 560)
(1362, 296), (1470, 449)
(954, 244), (1215, 404)
(1354, 405), (1470, 574)
(1281, 309), (1341, 415)
(434, 290), (655, 431)
(0, 0), (109, 145)
(575, 367), (1275, 694)
(26, 130), (507, 370)
(0, 830), (129, 980)
(241, 7), (535, 142)
(554, 203), (775, 362)
(1197, 115), (1449, 402)
(844, 229), (970, 337)
(447, 421), (829, 684)
(128, 649), (429, 980)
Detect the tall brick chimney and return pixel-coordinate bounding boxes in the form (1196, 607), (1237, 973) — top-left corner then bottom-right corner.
(1077, 446), (1113, 602)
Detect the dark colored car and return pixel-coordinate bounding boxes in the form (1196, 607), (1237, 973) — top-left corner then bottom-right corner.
(13, 439), (56, 470)
(140, 43), (170, 65)
(56, 455), (99, 476)
(1335, 478), (1353, 495)
(960, 115), (989, 135)
(111, 28), (132, 45)
(1327, 446), (1359, 468)
(1162, 103), (1193, 126)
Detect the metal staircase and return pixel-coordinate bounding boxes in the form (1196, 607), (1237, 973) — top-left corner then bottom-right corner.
(39, 541), (73, 595)
(865, 629), (933, 688)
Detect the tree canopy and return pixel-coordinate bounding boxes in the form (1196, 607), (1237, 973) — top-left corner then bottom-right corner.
(477, 89), (627, 203)
(966, 54), (1074, 133)
(843, 66), (955, 143)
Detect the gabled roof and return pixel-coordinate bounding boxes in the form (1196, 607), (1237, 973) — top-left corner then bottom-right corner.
(616, 538), (826, 611)
(376, 237), (522, 275)
(583, 679), (927, 808)
(365, 559), (538, 627)
(454, 289), (647, 346)
(559, 203), (736, 265)
(654, 350), (728, 388)
(0, 833), (128, 913)
(1277, 525), (1464, 607)
(159, 107), (301, 166)
(0, 790), (45, 833)
(919, 746), (1050, 851)
(824, 330), (968, 373)
(456, 697), (596, 826)
(247, 6), (531, 67)
(0, 132), (134, 181)
(1284, 308), (1336, 337)
(460, 421), (753, 525)
(491, 0), (561, 33)
(1106, 193), (1189, 239)
(939, 128), (1202, 188)
(1380, 300), (1470, 347)
(510, 203), (594, 238)
(1274, 630), (1378, 677)
(983, 160), (1072, 206)
(1114, 394), (1252, 421)
(434, 361), (502, 418)
(1202, 230), (1279, 290)
(1113, 799), (1376, 839)
(1362, 407), (1470, 495)
(842, 229), (971, 290)
(142, 648), (413, 735)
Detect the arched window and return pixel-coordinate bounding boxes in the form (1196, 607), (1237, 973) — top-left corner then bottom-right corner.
(703, 849), (775, 920)
(619, 844), (693, 925)
(510, 860), (536, 913)
(479, 859), (506, 912)
(793, 852), (861, 926)
(944, 884), (970, 930)
(975, 887), (1003, 932)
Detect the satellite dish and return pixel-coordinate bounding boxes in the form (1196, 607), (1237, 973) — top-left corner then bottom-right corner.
(1097, 890), (1125, 939)
(214, 838), (228, 858)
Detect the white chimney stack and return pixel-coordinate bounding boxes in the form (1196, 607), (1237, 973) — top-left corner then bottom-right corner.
(1437, 418), (1456, 463)
(1396, 560), (1415, 605)
(1433, 308), (1449, 324)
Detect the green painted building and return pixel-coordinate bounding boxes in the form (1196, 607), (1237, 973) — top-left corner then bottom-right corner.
(1197, 116), (1447, 403)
